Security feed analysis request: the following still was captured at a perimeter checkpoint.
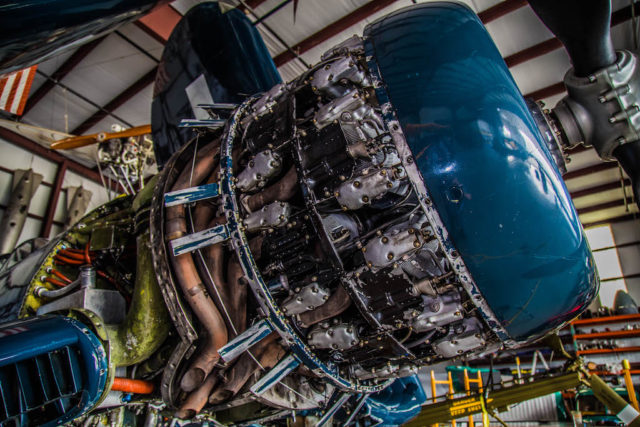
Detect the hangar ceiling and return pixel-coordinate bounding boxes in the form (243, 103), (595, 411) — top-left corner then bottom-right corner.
(6, 0), (640, 228)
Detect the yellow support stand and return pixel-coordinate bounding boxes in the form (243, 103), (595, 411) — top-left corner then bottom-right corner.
(430, 370), (457, 427)
(623, 359), (639, 411)
(463, 369), (489, 427)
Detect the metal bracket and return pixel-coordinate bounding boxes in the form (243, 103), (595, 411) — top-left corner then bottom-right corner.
(250, 353), (300, 395)
(170, 224), (229, 256)
(164, 183), (219, 207)
(198, 103), (237, 110)
(218, 318), (273, 363)
(178, 119), (226, 129)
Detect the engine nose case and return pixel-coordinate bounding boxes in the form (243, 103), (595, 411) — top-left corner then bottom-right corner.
(363, 2), (598, 342)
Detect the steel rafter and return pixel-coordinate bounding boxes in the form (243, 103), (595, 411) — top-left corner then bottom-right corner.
(273, 0), (527, 67)
(71, 68), (157, 135)
(22, 36), (106, 116)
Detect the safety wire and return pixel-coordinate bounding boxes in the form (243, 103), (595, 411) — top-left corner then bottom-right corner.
(184, 134), (321, 408)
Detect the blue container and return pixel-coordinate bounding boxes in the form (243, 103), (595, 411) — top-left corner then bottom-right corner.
(364, 2), (598, 342)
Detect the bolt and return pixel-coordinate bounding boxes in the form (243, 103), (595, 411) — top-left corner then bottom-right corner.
(362, 195), (369, 203)
(353, 181), (361, 188)
(381, 236), (389, 243)
(387, 252), (394, 260)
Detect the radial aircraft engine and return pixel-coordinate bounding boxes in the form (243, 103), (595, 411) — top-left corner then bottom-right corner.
(0, 2), (602, 425)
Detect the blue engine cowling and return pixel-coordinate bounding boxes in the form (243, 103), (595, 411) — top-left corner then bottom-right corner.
(364, 2), (598, 342)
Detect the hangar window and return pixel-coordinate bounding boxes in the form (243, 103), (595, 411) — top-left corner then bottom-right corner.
(585, 224), (627, 307)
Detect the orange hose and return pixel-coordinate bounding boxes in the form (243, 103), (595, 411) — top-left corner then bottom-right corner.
(111, 377), (154, 394)
(45, 277), (66, 288)
(57, 250), (86, 261)
(62, 248), (84, 253)
(50, 269), (72, 283)
(84, 242), (91, 264)
(54, 255), (83, 265)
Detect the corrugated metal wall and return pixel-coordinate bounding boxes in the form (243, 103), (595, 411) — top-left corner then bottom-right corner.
(0, 136), (110, 245)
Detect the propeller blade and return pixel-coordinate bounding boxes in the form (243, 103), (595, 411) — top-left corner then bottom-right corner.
(51, 124), (151, 150)
(527, 0), (616, 77)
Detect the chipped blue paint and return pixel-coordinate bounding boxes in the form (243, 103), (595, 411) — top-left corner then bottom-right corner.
(170, 224), (229, 256)
(250, 353), (300, 395)
(164, 183), (219, 207)
(218, 318), (273, 363)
